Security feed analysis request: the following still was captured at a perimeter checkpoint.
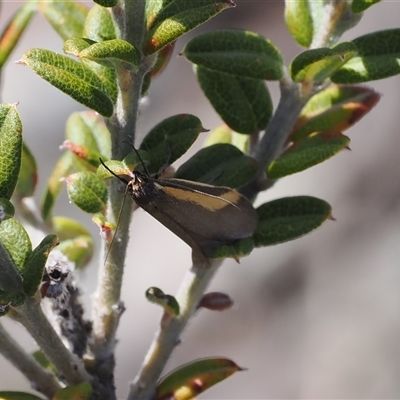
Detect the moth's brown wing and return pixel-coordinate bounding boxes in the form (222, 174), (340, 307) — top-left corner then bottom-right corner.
(137, 180), (257, 255)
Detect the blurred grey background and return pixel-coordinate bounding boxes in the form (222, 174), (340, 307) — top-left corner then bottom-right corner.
(1, 1), (400, 399)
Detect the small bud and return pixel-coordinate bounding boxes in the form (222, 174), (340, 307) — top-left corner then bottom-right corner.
(198, 292), (234, 311)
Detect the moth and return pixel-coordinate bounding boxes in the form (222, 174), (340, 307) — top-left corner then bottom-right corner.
(100, 156), (258, 258)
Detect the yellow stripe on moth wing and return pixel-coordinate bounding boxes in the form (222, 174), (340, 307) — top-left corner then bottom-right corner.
(160, 185), (242, 211)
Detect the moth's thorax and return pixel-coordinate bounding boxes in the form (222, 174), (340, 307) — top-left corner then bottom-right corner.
(128, 172), (156, 203)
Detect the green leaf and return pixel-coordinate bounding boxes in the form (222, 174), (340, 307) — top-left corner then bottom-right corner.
(93, 0), (118, 6)
(146, 0), (173, 30)
(196, 66), (272, 134)
(63, 38), (96, 57)
(83, 4), (117, 42)
(204, 125), (250, 153)
(97, 159), (132, 180)
(332, 29), (400, 83)
(0, 198), (15, 223)
(183, 29), (284, 80)
(0, 240), (23, 292)
(52, 217), (93, 269)
(52, 216), (91, 241)
(41, 151), (75, 221)
(140, 114), (205, 174)
(145, 0), (235, 54)
(63, 111), (111, 166)
(291, 84), (380, 141)
(78, 39), (140, 68)
(291, 42), (357, 83)
(151, 42), (175, 77)
(39, 0), (88, 40)
(156, 357), (243, 400)
(0, 104), (22, 199)
(66, 171), (108, 214)
(254, 196), (332, 247)
(0, 217), (32, 274)
(175, 143), (257, 188)
(53, 383), (93, 400)
(284, 0), (313, 48)
(210, 237), (254, 259)
(352, 0), (381, 13)
(57, 235), (93, 270)
(15, 142), (37, 198)
(19, 49), (113, 117)
(0, 392), (44, 400)
(22, 235), (59, 297)
(82, 59), (118, 104)
(146, 287), (180, 316)
(66, 111), (106, 154)
(0, 1), (38, 68)
(268, 132), (350, 179)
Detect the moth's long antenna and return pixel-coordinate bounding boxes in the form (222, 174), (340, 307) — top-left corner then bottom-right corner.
(104, 184), (130, 265)
(99, 158), (130, 184)
(122, 141), (151, 177)
(99, 158), (130, 265)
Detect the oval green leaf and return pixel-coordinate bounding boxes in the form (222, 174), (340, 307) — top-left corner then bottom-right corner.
(196, 66), (272, 134)
(0, 2), (37, 68)
(63, 38), (96, 57)
(41, 151), (75, 221)
(175, 143), (257, 189)
(66, 171), (108, 214)
(145, 0), (235, 55)
(254, 196), (332, 247)
(22, 234), (59, 297)
(291, 42), (357, 83)
(82, 59), (118, 104)
(78, 39), (140, 68)
(332, 29), (400, 83)
(204, 125), (250, 154)
(0, 104), (22, 199)
(284, 0), (313, 48)
(0, 240), (23, 293)
(52, 216), (91, 241)
(0, 217), (32, 274)
(291, 84), (380, 141)
(57, 235), (93, 270)
(183, 29), (284, 80)
(140, 114), (205, 174)
(66, 111), (111, 160)
(156, 357), (244, 400)
(268, 132), (350, 179)
(146, 287), (180, 316)
(15, 142), (37, 198)
(210, 237), (254, 260)
(39, 0), (88, 40)
(20, 49), (113, 117)
(83, 4), (117, 42)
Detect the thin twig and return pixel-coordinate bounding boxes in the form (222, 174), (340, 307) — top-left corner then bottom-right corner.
(9, 297), (91, 386)
(241, 73), (309, 199)
(90, 0), (152, 394)
(127, 256), (223, 400)
(0, 321), (61, 398)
